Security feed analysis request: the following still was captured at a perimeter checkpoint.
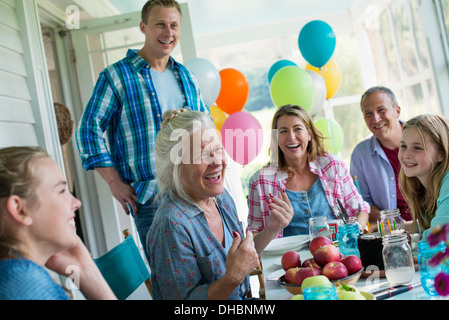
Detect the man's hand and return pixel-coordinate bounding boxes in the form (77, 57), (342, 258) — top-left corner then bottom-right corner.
(96, 167), (137, 215)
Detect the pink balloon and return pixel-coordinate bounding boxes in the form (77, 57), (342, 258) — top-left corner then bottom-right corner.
(220, 112), (263, 165)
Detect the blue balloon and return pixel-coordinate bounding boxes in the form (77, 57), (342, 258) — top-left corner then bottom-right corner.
(298, 20), (336, 68)
(267, 60), (297, 84)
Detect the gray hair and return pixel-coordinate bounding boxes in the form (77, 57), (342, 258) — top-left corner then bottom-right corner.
(155, 109), (215, 205)
(360, 86), (398, 108)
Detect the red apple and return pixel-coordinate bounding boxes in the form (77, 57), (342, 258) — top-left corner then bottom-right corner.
(339, 255), (362, 275)
(322, 261), (348, 280)
(281, 250), (301, 271)
(302, 258), (321, 270)
(313, 244), (341, 267)
(284, 267), (300, 284)
(294, 267), (322, 285)
(309, 236), (333, 255)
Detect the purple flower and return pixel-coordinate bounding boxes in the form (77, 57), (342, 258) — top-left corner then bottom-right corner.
(428, 249), (449, 267)
(427, 224), (449, 247)
(434, 272), (449, 296)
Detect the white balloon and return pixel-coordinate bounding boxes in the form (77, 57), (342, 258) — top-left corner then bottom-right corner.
(185, 58), (221, 107)
(306, 70), (327, 118)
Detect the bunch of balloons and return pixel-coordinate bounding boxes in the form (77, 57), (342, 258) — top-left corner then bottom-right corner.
(268, 20), (344, 153)
(185, 58), (263, 165)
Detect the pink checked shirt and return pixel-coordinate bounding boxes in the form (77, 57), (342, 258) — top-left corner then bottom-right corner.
(247, 154), (370, 238)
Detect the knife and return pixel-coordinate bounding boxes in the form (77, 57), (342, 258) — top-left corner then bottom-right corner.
(337, 199), (350, 223)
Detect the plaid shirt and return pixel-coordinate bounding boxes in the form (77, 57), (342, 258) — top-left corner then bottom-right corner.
(76, 49), (209, 204)
(247, 154), (370, 238)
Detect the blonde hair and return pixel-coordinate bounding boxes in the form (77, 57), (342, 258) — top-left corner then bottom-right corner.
(141, 0), (182, 24)
(155, 109), (215, 206)
(270, 104), (327, 171)
(0, 146), (49, 259)
(398, 114), (449, 231)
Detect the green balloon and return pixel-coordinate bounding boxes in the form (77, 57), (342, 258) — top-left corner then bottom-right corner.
(270, 66), (315, 111)
(314, 118), (344, 154)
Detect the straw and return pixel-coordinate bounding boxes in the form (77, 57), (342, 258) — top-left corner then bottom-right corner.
(387, 220), (392, 234)
(367, 222), (371, 235)
(378, 220), (383, 237)
(381, 222), (385, 236)
(393, 220), (396, 231)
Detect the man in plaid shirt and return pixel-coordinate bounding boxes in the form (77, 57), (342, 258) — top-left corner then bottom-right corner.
(76, 0), (208, 259)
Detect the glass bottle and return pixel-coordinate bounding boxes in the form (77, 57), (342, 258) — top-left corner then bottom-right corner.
(309, 217), (331, 240)
(418, 240), (447, 296)
(337, 223), (361, 258)
(382, 233), (415, 285)
(380, 209), (405, 236)
(303, 284), (338, 300)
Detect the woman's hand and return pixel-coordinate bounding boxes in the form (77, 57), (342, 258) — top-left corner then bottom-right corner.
(266, 190), (294, 235)
(225, 231), (260, 285)
(251, 190), (294, 254)
(207, 231), (259, 299)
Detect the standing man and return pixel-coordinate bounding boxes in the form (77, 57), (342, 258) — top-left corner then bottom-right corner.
(350, 86), (411, 222)
(76, 0), (208, 259)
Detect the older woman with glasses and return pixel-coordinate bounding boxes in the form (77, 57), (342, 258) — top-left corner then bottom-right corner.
(147, 109), (293, 300)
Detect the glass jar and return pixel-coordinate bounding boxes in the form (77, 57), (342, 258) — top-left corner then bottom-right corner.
(382, 233), (415, 285)
(337, 223), (361, 258)
(309, 217), (331, 240)
(418, 240), (447, 296)
(303, 284), (338, 300)
(380, 209), (405, 236)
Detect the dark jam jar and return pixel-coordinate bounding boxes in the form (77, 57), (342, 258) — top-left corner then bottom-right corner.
(358, 232), (384, 271)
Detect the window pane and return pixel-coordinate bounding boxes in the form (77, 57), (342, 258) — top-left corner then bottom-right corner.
(379, 10), (400, 82)
(390, 0), (418, 78)
(406, 83), (426, 116)
(333, 33), (364, 97)
(411, 0), (430, 69)
(103, 27), (144, 50)
(333, 102), (371, 166)
(442, 0), (449, 38)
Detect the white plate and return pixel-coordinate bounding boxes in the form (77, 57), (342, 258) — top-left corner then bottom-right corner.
(263, 235), (310, 255)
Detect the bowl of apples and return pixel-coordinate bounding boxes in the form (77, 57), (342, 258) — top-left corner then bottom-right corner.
(278, 236), (364, 295)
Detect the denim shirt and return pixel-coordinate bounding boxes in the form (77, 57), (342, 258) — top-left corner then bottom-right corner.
(147, 189), (249, 300)
(283, 178), (334, 236)
(0, 258), (70, 300)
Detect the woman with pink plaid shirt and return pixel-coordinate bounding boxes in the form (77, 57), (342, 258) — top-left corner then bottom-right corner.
(247, 105), (370, 238)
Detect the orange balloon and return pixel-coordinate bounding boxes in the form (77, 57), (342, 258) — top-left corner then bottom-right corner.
(306, 59), (342, 100)
(216, 68), (249, 115)
(209, 104), (228, 131)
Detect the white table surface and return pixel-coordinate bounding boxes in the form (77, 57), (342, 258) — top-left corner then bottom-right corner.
(261, 235), (447, 300)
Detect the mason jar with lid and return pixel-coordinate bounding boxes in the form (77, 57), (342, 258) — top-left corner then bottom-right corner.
(418, 240), (448, 296)
(382, 233), (415, 284)
(309, 216), (331, 240)
(380, 208), (405, 235)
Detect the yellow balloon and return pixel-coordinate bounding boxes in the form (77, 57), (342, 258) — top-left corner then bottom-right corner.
(209, 104), (228, 131)
(306, 59), (342, 100)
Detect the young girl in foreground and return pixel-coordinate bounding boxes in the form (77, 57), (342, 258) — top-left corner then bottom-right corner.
(398, 114), (449, 239)
(0, 146), (116, 300)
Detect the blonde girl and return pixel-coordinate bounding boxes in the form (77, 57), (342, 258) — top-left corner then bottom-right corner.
(398, 114), (449, 238)
(0, 146), (115, 300)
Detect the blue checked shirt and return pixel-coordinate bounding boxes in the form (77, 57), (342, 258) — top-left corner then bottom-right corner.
(76, 49), (209, 204)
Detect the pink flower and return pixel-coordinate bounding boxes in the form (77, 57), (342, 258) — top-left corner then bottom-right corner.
(427, 224), (449, 247)
(434, 272), (449, 296)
